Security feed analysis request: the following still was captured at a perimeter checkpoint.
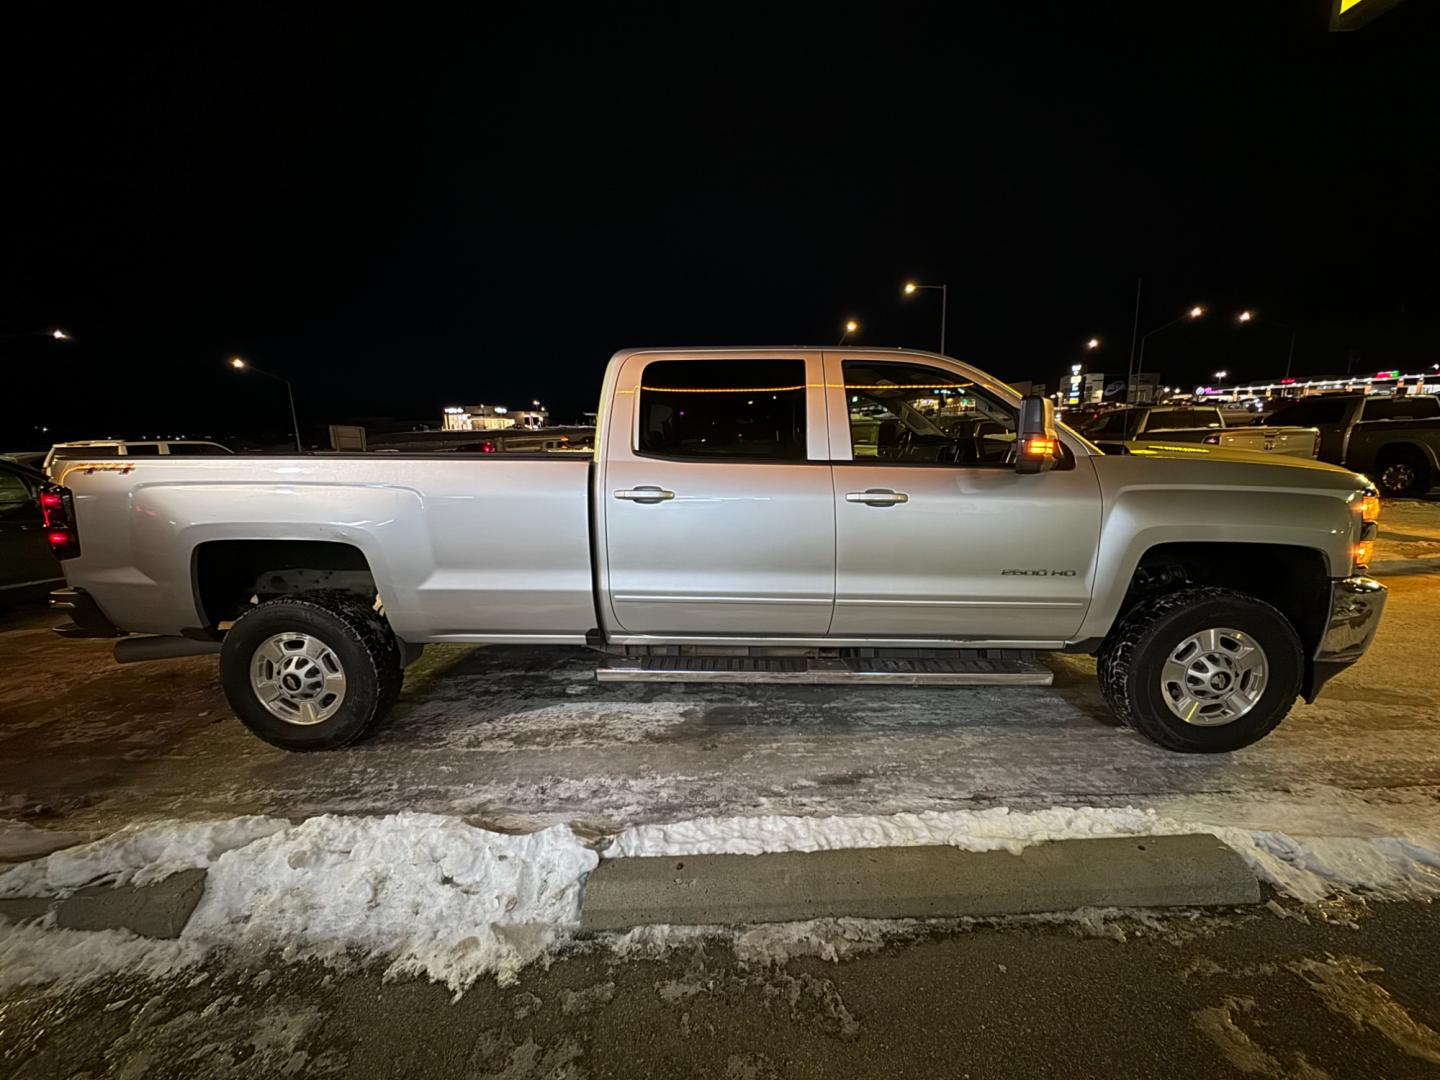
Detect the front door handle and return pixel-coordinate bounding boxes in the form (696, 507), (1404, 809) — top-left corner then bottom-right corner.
(614, 485), (676, 504)
(845, 488), (909, 506)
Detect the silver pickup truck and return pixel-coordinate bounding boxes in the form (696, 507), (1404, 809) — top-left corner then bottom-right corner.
(41, 347), (1387, 754)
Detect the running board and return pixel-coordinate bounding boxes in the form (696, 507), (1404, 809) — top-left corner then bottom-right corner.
(595, 656), (1053, 686)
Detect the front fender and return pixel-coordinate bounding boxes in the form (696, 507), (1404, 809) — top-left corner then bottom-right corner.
(1075, 467), (1357, 643)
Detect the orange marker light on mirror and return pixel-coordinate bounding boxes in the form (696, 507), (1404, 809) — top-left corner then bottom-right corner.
(1023, 436), (1057, 457)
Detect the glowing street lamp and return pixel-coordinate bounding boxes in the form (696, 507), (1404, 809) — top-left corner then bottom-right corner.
(901, 281), (948, 354)
(1214, 370), (1229, 385)
(1237, 310), (1298, 378)
(1133, 303), (1207, 401)
(0, 327), (73, 342)
(1086, 337), (1100, 350)
(227, 356), (303, 453)
(839, 319), (860, 345)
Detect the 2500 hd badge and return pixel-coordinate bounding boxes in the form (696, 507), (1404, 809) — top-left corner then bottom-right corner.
(1001, 568), (1079, 576)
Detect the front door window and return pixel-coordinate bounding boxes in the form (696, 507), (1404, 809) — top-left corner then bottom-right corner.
(843, 360), (1016, 466)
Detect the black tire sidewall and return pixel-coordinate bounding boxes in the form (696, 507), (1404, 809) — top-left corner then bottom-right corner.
(220, 600), (387, 751)
(1124, 594), (1302, 753)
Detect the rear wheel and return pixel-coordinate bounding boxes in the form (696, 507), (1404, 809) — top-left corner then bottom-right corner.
(1097, 586), (1302, 752)
(220, 593), (401, 750)
(1375, 447), (1431, 498)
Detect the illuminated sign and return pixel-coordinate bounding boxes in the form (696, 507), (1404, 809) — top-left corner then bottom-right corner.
(1331, 0), (1405, 31)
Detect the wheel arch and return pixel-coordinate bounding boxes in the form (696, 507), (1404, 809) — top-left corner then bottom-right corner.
(1107, 541), (1331, 660)
(192, 539), (378, 636)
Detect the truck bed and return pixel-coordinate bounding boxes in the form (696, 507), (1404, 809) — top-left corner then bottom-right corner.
(55, 454), (597, 642)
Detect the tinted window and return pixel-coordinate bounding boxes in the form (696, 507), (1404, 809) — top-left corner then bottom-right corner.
(1362, 396), (1440, 420)
(843, 360), (1015, 466)
(1087, 411), (1132, 437)
(124, 443), (161, 455)
(638, 360), (807, 460)
(0, 468), (34, 520)
(51, 445), (120, 459)
(166, 442), (232, 455)
(0, 469), (31, 504)
(1266, 398), (1350, 426)
(1145, 408), (1221, 430)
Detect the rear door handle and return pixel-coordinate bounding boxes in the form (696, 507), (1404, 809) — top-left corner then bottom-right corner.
(614, 485), (676, 504)
(845, 488), (909, 506)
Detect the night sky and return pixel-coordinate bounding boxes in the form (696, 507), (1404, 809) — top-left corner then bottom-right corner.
(5, 2), (1438, 448)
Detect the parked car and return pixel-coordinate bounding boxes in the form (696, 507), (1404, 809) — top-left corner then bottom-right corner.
(0, 459), (63, 603)
(2, 450), (49, 471)
(1082, 405), (1320, 458)
(43, 439), (231, 478)
(42, 347), (1384, 754)
(1262, 394), (1440, 497)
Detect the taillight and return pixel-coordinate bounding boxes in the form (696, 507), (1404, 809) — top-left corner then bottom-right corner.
(480, 441), (496, 454)
(38, 483), (81, 560)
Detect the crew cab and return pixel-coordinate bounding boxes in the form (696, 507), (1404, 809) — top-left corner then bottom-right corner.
(1263, 393), (1440, 497)
(42, 348), (1386, 754)
(1083, 405), (1320, 458)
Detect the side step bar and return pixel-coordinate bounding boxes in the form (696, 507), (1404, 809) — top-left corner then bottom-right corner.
(596, 655), (1053, 686)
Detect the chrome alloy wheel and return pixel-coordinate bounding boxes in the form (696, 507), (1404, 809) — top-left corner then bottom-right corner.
(1159, 627), (1268, 727)
(1381, 461), (1416, 492)
(250, 632), (347, 725)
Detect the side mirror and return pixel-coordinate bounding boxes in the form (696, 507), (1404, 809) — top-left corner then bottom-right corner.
(1015, 394), (1058, 475)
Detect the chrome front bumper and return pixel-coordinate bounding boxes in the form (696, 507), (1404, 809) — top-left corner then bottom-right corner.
(1305, 576), (1388, 701)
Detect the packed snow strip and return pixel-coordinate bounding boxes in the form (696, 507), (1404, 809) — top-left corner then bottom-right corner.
(605, 805), (1440, 906)
(2, 802), (1438, 992)
(0, 813), (598, 993)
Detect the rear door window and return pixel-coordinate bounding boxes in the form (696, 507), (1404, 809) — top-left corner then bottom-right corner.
(1361, 396), (1440, 420)
(637, 360), (807, 461)
(1266, 398), (1349, 426)
(166, 442), (232, 455)
(51, 445), (120, 460)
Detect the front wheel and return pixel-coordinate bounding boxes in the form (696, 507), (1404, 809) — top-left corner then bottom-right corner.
(1097, 587), (1302, 753)
(220, 594), (402, 750)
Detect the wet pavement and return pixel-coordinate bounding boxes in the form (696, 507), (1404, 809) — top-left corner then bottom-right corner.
(4, 900), (1440, 1079)
(2, 503), (1438, 838)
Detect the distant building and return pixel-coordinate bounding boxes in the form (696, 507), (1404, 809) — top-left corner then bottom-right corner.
(441, 404), (550, 431)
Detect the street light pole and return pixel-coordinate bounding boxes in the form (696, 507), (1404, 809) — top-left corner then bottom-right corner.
(902, 282), (947, 355)
(229, 357), (303, 453)
(1134, 305), (1207, 401)
(1238, 311), (1298, 379)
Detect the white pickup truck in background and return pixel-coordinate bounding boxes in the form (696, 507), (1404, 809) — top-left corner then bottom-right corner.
(1083, 405), (1320, 458)
(41, 347), (1385, 756)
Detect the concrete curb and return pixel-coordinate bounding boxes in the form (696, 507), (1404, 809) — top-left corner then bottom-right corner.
(0, 868), (207, 939)
(581, 835), (1260, 930)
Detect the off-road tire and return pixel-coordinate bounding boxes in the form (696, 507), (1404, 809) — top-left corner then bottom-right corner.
(1096, 586), (1303, 753)
(220, 593), (402, 751)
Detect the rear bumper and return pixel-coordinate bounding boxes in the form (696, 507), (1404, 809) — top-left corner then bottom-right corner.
(49, 587), (122, 638)
(1303, 576), (1387, 702)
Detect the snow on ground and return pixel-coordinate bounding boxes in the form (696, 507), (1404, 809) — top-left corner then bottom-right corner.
(3, 793), (1438, 993)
